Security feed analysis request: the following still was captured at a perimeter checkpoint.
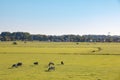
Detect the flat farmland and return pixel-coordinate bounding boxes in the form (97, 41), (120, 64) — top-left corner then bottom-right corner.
(0, 42), (120, 80)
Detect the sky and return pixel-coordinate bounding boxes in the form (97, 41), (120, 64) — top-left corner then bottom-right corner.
(0, 0), (120, 35)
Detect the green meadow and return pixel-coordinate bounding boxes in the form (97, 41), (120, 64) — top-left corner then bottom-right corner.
(0, 42), (120, 80)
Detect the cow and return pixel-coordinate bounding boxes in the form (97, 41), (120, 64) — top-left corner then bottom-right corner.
(48, 66), (55, 71)
(34, 62), (38, 65)
(17, 62), (22, 66)
(61, 61), (64, 65)
(12, 64), (17, 68)
(48, 62), (54, 66)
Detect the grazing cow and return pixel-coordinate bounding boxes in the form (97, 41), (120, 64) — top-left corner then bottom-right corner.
(34, 62), (38, 65)
(17, 62), (22, 66)
(61, 61), (64, 65)
(12, 64), (17, 68)
(48, 62), (54, 66)
(92, 50), (95, 52)
(48, 66), (55, 71)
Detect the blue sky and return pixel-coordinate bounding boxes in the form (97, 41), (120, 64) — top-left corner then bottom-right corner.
(0, 0), (120, 35)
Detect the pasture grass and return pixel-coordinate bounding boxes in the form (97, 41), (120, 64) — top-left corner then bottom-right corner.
(0, 41), (120, 80)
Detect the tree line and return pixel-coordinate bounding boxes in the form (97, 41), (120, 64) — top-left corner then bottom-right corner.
(0, 32), (120, 42)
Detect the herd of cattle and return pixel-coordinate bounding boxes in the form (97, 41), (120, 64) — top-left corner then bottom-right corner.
(11, 61), (64, 71)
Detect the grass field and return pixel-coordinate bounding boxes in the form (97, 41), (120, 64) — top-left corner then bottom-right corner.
(0, 41), (120, 80)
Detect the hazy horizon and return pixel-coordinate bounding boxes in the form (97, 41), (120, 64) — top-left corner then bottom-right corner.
(0, 0), (120, 35)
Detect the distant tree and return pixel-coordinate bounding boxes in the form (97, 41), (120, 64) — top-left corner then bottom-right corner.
(1, 32), (11, 36)
(1, 31), (120, 42)
(11, 32), (31, 41)
(1, 32), (11, 41)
